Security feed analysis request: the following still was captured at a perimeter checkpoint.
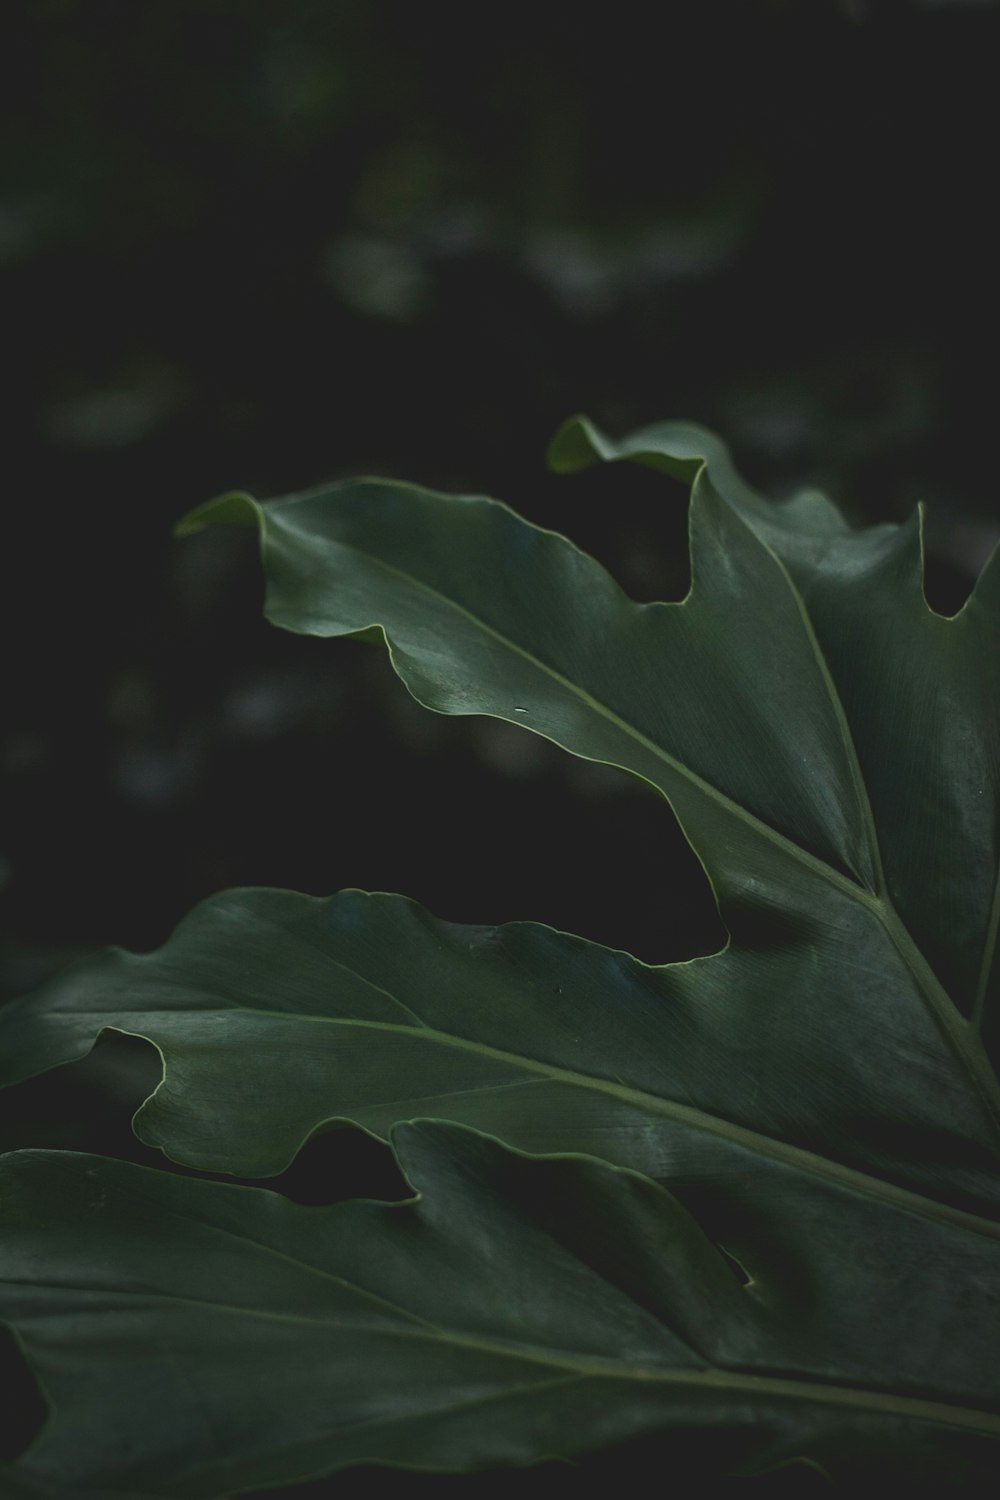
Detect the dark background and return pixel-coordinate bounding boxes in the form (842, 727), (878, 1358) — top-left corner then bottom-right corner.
(3, 0), (999, 986)
(0, 0), (999, 1486)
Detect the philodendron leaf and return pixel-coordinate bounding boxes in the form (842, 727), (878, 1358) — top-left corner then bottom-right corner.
(2, 425), (997, 1198)
(177, 435), (1000, 1045)
(547, 414), (1000, 1051)
(2, 885), (998, 1226)
(2, 1123), (999, 1496)
(1, 419), (998, 1486)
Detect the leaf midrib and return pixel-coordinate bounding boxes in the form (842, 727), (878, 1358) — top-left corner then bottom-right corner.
(131, 1009), (1000, 1243)
(11, 1279), (1000, 1441)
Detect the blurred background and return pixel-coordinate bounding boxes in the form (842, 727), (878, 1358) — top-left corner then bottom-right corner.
(2, 0), (1000, 1108)
(1, 0), (999, 1486)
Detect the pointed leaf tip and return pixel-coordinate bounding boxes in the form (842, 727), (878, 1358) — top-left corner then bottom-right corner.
(546, 413), (606, 473)
(173, 490), (262, 538)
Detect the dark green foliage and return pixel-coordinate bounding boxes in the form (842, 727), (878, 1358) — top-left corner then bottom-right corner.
(1, 423), (997, 1493)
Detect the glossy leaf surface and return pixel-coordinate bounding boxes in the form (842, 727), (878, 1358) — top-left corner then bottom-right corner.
(2, 885), (997, 1230)
(5, 430), (998, 1203)
(549, 414), (1000, 1044)
(3, 1124), (999, 1495)
(1, 421), (998, 1488)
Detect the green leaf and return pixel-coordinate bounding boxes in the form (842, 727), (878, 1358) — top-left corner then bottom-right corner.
(2, 885), (998, 1230)
(6, 431), (998, 1206)
(548, 414), (1000, 1040)
(175, 442), (1000, 1048)
(2, 1124), (999, 1495)
(3, 419), (999, 1485)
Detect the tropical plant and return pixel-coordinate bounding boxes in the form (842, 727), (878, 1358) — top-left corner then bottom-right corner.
(1, 417), (998, 1495)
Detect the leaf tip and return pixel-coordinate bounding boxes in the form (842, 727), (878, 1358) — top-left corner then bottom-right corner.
(546, 414), (606, 474)
(173, 490), (262, 539)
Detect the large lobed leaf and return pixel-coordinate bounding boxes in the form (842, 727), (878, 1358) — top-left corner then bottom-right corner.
(1, 418), (998, 1489)
(547, 415), (1000, 1045)
(2, 1124), (999, 1494)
